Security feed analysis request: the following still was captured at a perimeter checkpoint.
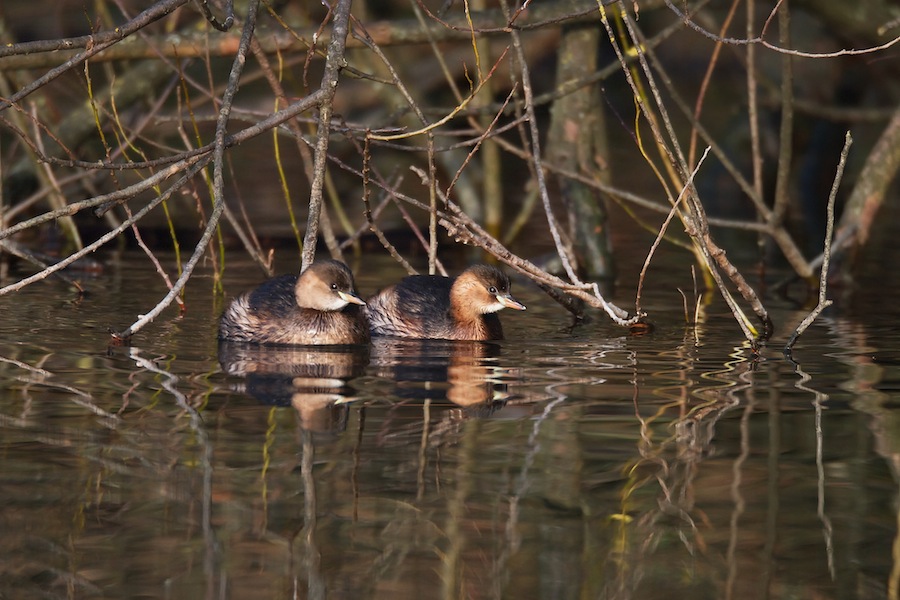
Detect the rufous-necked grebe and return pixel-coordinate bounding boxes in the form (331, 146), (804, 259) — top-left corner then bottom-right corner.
(365, 264), (526, 341)
(219, 260), (369, 345)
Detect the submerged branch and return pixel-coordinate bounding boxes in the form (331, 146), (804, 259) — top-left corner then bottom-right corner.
(784, 132), (852, 354)
(602, 0), (772, 344)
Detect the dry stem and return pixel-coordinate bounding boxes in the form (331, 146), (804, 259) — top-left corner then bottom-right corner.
(784, 132), (852, 353)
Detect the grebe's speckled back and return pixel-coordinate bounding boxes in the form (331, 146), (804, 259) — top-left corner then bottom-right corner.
(219, 260), (368, 345)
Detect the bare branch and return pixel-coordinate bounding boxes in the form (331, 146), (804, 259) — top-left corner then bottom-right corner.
(0, 0), (193, 111)
(301, 0), (353, 271)
(196, 0), (235, 32)
(664, 0), (900, 57)
(111, 0), (262, 340)
(784, 132), (852, 353)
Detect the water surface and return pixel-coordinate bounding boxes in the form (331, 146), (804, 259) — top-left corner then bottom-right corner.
(0, 251), (897, 599)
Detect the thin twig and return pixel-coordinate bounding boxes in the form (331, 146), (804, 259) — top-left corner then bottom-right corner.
(665, 0), (900, 58)
(784, 132), (851, 354)
(362, 137), (417, 275)
(0, 156), (203, 241)
(746, 0), (764, 216)
(220, 190), (275, 277)
(124, 205), (186, 312)
(636, 147), (711, 316)
(409, 165), (637, 325)
(112, 0), (261, 340)
(500, 0), (580, 284)
(339, 194), (390, 251)
(0, 238), (85, 292)
(0, 0), (193, 112)
(2, 86), (327, 175)
(0, 158), (210, 297)
(196, 0), (235, 32)
(771, 1), (793, 225)
(639, 37), (814, 280)
(605, 0), (772, 342)
(301, 0), (353, 271)
(687, 0), (738, 168)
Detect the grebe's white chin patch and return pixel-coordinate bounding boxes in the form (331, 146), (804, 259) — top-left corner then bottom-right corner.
(481, 299), (506, 314)
(319, 295), (350, 311)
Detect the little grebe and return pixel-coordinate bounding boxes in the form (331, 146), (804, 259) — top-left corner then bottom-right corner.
(219, 260), (369, 345)
(365, 264), (526, 340)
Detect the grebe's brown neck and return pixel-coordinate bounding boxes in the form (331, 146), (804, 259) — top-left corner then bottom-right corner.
(449, 274), (490, 323)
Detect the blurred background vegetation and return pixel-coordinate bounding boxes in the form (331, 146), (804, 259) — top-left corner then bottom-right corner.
(0, 0), (898, 338)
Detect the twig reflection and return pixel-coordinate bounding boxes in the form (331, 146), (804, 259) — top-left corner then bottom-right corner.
(787, 355), (836, 579)
(0, 351), (117, 424)
(127, 347), (220, 597)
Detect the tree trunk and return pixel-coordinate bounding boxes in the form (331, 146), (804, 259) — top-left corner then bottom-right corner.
(547, 22), (613, 279)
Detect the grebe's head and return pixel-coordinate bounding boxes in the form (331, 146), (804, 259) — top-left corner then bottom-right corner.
(295, 260), (365, 311)
(451, 265), (526, 315)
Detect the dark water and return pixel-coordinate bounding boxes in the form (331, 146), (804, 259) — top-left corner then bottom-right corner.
(0, 250), (897, 600)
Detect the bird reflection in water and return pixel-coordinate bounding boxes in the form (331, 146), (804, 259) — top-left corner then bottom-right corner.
(218, 337), (516, 437)
(217, 341), (369, 433)
(369, 337), (512, 415)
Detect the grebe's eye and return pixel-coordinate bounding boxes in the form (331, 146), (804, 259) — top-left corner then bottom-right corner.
(488, 286), (498, 294)
(331, 283), (338, 290)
